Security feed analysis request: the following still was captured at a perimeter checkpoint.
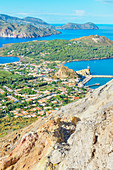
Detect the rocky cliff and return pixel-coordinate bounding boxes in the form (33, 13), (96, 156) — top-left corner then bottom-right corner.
(76, 68), (91, 77)
(0, 18), (60, 38)
(55, 66), (80, 79)
(0, 80), (113, 169)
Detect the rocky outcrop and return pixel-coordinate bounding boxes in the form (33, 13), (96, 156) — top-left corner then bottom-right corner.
(55, 66), (80, 79)
(0, 80), (113, 169)
(55, 107), (113, 169)
(76, 68), (91, 77)
(71, 35), (113, 46)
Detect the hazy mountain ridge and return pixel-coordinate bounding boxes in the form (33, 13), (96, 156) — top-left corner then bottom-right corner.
(0, 14), (99, 31)
(56, 22), (99, 30)
(0, 14), (54, 29)
(0, 16), (60, 38)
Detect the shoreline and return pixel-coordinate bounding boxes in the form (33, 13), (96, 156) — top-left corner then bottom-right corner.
(1, 56), (113, 67)
(0, 31), (61, 39)
(63, 56), (113, 65)
(0, 56), (20, 64)
(1, 55), (113, 65)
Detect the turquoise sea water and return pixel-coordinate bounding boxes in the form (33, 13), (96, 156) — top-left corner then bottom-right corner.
(85, 78), (112, 89)
(0, 24), (113, 87)
(0, 24), (113, 48)
(0, 57), (19, 64)
(64, 58), (113, 88)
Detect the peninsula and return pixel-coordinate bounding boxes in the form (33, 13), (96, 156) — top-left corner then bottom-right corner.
(0, 35), (113, 61)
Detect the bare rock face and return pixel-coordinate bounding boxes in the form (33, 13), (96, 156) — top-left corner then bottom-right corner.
(55, 66), (79, 79)
(76, 68), (91, 77)
(57, 108), (113, 170)
(0, 80), (113, 169)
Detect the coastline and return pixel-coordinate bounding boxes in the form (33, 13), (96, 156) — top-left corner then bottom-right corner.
(1, 55), (113, 65)
(0, 56), (20, 64)
(0, 31), (61, 39)
(62, 56), (113, 66)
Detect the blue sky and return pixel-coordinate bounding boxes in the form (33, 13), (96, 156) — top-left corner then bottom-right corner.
(0, 0), (113, 24)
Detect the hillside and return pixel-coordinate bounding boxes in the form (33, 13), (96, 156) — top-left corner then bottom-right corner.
(0, 35), (113, 61)
(71, 34), (113, 46)
(0, 14), (54, 29)
(56, 22), (99, 30)
(0, 15), (99, 31)
(0, 18), (60, 38)
(0, 79), (113, 169)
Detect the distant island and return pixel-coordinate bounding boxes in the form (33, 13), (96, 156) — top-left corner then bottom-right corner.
(0, 14), (60, 38)
(56, 22), (99, 30)
(0, 14), (99, 38)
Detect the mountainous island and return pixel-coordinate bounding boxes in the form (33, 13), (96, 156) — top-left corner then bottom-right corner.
(0, 14), (60, 38)
(56, 22), (99, 30)
(0, 14), (54, 29)
(0, 14), (99, 38)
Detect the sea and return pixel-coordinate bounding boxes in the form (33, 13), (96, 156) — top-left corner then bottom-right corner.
(0, 24), (113, 88)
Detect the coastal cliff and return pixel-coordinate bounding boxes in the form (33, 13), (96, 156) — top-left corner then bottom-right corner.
(55, 66), (80, 79)
(0, 17), (60, 38)
(0, 14), (55, 29)
(0, 80), (113, 169)
(76, 68), (91, 77)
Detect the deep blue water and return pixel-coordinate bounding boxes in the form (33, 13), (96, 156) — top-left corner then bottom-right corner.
(0, 57), (19, 64)
(85, 78), (112, 89)
(0, 24), (113, 48)
(64, 58), (113, 88)
(0, 24), (113, 87)
(64, 58), (113, 75)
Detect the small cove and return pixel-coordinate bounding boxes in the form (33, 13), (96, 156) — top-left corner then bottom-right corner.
(0, 56), (19, 64)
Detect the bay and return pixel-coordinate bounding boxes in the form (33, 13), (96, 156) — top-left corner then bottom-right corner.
(64, 58), (113, 89)
(0, 24), (113, 87)
(0, 57), (19, 64)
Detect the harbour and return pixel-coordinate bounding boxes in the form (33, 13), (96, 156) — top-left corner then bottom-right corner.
(80, 75), (113, 88)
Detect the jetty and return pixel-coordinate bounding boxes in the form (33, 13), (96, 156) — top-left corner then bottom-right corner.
(85, 83), (100, 88)
(82, 75), (92, 85)
(92, 75), (113, 78)
(81, 75), (113, 86)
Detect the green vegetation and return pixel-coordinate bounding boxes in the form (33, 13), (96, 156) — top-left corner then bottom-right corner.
(20, 88), (37, 95)
(2, 35), (111, 137)
(1, 36), (113, 62)
(0, 117), (37, 137)
(0, 69), (34, 85)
